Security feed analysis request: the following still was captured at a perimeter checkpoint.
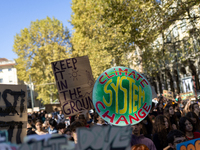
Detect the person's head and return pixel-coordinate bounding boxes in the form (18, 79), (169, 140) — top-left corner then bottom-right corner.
(65, 128), (71, 136)
(35, 119), (43, 131)
(132, 123), (142, 136)
(93, 112), (105, 124)
(49, 119), (57, 128)
(131, 144), (149, 150)
(190, 103), (199, 116)
(167, 130), (187, 150)
(179, 117), (195, 133)
(70, 121), (84, 143)
(154, 115), (171, 132)
(45, 113), (48, 118)
(54, 108), (58, 112)
(164, 105), (174, 117)
(186, 112), (199, 126)
(75, 114), (79, 121)
(57, 122), (66, 135)
(48, 113), (52, 119)
(78, 114), (87, 126)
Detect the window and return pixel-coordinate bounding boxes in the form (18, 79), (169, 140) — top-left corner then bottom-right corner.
(8, 68), (12, 71)
(0, 78), (3, 83)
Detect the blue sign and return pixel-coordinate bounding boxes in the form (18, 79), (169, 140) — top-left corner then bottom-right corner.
(176, 138), (200, 150)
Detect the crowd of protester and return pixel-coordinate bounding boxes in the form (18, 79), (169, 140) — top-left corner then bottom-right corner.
(27, 94), (200, 150)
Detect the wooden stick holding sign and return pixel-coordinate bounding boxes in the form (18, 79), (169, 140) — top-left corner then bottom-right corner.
(51, 56), (94, 116)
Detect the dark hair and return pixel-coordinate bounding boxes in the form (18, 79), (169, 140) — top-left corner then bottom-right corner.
(189, 103), (199, 112)
(167, 130), (185, 144)
(164, 104), (178, 128)
(179, 117), (195, 133)
(70, 121), (84, 132)
(186, 112), (200, 131)
(35, 119), (43, 124)
(49, 119), (57, 127)
(57, 122), (66, 130)
(93, 112), (99, 123)
(153, 115), (171, 146)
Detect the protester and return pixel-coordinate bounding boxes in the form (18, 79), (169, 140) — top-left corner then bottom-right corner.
(57, 110), (65, 124)
(167, 130), (187, 150)
(35, 119), (47, 135)
(189, 102), (200, 118)
(131, 123), (157, 150)
(57, 122), (66, 135)
(93, 112), (107, 126)
(69, 121), (84, 144)
(179, 116), (200, 140)
(153, 115), (172, 150)
(131, 144), (149, 150)
(164, 104), (178, 130)
(48, 119), (58, 134)
(186, 112), (200, 132)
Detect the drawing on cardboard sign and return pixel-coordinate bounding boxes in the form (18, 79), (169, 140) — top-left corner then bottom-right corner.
(0, 84), (27, 144)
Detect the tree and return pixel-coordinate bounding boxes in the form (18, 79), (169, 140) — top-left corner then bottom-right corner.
(13, 17), (71, 104)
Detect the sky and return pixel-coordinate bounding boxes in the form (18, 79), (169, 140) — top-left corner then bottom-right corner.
(0, 0), (73, 61)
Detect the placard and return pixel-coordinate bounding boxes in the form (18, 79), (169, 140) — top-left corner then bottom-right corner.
(19, 134), (75, 150)
(77, 125), (132, 150)
(176, 138), (200, 150)
(180, 91), (194, 100)
(163, 90), (174, 100)
(0, 84), (27, 144)
(27, 109), (33, 113)
(33, 107), (39, 112)
(51, 56), (94, 116)
(93, 67), (152, 126)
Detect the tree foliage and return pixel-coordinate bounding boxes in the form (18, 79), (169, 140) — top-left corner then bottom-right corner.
(13, 17), (71, 104)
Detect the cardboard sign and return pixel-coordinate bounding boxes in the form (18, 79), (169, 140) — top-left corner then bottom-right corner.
(19, 134), (75, 150)
(27, 109), (33, 113)
(180, 91), (194, 100)
(176, 138), (200, 150)
(51, 56), (94, 116)
(0, 84), (27, 144)
(93, 67), (152, 126)
(33, 107), (39, 112)
(77, 125), (132, 150)
(163, 90), (174, 99)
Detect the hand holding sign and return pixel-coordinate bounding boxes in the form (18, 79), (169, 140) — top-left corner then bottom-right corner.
(93, 67), (152, 126)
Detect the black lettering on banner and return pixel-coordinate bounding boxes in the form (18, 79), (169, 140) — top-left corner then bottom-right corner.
(62, 95), (94, 116)
(0, 121), (25, 144)
(72, 58), (77, 70)
(77, 87), (82, 97)
(66, 59), (72, 69)
(52, 62), (60, 71)
(60, 60), (66, 70)
(54, 71), (65, 81)
(0, 89), (25, 117)
(69, 88), (77, 99)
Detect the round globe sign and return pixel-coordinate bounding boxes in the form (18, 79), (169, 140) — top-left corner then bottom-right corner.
(92, 67), (152, 126)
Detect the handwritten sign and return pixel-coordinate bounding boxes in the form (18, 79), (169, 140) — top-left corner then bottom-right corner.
(77, 125), (132, 150)
(0, 84), (27, 144)
(19, 134), (75, 150)
(51, 56), (94, 116)
(27, 109), (33, 113)
(163, 90), (174, 100)
(93, 67), (152, 126)
(176, 138), (200, 150)
(180, 91), (194, 100)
